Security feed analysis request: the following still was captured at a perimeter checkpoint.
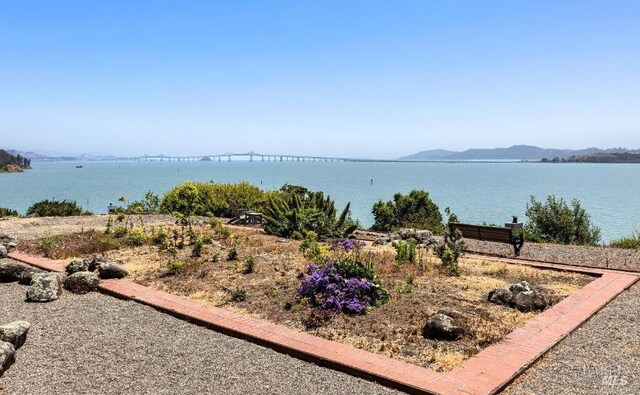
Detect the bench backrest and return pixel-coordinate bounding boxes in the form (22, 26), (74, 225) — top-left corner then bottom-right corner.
(449, 223), (513, 244)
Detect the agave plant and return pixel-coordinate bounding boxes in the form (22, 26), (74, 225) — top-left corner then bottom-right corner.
(262, 185), (357, 240)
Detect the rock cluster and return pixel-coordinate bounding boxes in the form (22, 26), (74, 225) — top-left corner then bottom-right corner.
(373, 228), (436, 248)
(0, 234), (17, 258)
(0, 240), (116, 302)
(0, 261), (37, 283)
(0, 321), (30, 377)
(488, 281), (548, 312)
(66, 256), (128, 279)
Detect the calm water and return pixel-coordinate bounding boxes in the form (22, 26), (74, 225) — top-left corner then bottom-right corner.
(1, 161), (639, 242)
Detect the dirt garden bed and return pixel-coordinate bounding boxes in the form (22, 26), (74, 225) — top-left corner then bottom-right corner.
(18, 222), (594, 372)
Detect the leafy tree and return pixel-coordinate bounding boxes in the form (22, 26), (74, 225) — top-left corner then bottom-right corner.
(525, 195), (601, 245)
(371, 189), (444, 233)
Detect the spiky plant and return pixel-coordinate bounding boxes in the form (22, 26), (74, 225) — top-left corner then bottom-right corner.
(262, 186), (357, 240)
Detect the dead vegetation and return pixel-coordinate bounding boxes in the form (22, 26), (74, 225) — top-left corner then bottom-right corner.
(20, 222), (594, 371)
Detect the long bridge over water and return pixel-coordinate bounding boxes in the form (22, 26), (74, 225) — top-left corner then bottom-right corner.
(103, 151), (405, 163)
(101, 151), (526, 164)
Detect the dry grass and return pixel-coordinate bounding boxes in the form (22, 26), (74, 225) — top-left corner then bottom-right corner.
(23, 223), (594, 372)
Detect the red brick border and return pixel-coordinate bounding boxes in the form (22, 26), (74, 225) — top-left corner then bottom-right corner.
(8, 251), (639, 395)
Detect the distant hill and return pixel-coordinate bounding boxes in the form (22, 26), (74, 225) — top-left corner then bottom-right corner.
(0, 149), (31, 172)
(567, 151), (640, 163)
(399, 145), (635, 161)
(5, 149), (115, 162)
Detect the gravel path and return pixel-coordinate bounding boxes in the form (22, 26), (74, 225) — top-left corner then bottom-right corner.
(502, 281), (639, 395)
(0, 281), (401, 395)
(463, 239), (640, 272)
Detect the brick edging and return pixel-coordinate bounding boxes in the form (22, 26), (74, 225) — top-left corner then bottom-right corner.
(7, 251), (639, 395)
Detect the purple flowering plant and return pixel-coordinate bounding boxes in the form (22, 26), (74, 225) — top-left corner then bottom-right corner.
(298, 259), (389, 315)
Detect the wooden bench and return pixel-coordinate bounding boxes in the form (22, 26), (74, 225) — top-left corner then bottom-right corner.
(229, 209), (263, 226)
(449, 222), (524, 256)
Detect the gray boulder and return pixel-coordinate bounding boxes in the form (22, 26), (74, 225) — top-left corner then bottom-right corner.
(423, 314), (463, 341)
(18, 268), (46, 285)
(0, 321), (31, 349)
(0, 234), (16, 244)
(87, 256), (111, 272)
(415, 230), (436, 245)
(373, 237), (390, 245)
(5, 242), (17, 252)
(97, 262), (128, 279)
(0, 341), (15, 377)
(26, 273), (63, 302)
(0, 261), (34, 282)
(66, 259), (90, 274)
(0, 245), (6, 259)
(509, 281), (534, 296)
(513, 290), (547, 312)
(488, 288), (514, 306)
(64, 271), (100, 294)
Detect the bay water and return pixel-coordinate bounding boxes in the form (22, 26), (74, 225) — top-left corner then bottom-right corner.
(1, 161), (638, 243)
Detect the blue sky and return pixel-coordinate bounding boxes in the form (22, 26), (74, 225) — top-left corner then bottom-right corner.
(1, 1), (639, 158)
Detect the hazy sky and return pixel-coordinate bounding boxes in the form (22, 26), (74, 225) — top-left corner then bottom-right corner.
(1, 1), (639, 158)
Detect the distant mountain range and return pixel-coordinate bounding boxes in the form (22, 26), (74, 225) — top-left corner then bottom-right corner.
(7, 145), (640, 162)
(399, 145), (637, 161)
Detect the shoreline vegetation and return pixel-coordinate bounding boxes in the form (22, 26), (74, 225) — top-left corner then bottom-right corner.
(1, 180), (638, 249)
(0, 149), (31, 173)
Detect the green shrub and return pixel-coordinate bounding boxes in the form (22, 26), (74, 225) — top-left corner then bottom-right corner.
(37, 236), (62, 258)
(434, 209), (464, 276)
(396, 274), (415, 294)
(609, 231), (640, 250)
(0, 207), (19, 217)
(160, 181), (265, 218)
(191, 238), (203, 257)
(395, 240), (417, 264)
(299, 231), (328, 264)
(169, 260), (185, 275)
(243, 255), (256, 273)
(223, 286), (247, 302)
(525, 195), (601, 245)
(113, 227), (128, 238)
(152, 227), (169, 245)
(26, 199), (90, 217)
(523, 229), (544, 243)
(127, 229), (147, 246)
(371, 190), (444, 233)
(263, 185), (357, 240)
(227, 246), (239, 261)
